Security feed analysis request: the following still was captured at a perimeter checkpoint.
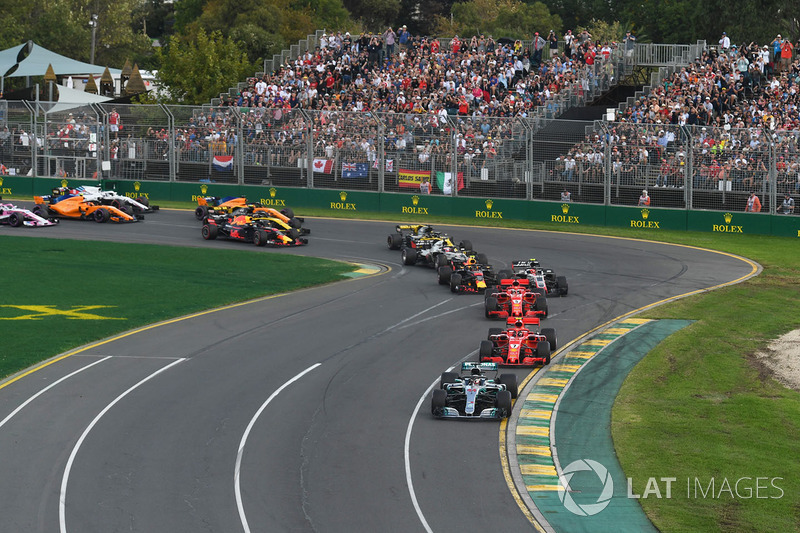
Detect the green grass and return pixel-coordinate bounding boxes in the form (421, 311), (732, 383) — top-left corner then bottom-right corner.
(0, 235), (354, 378)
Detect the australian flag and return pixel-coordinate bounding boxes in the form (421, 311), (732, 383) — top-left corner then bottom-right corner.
(342, 162), (368, 178)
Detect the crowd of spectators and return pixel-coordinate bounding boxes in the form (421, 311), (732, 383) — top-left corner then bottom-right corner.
(549, 32), (800, 201)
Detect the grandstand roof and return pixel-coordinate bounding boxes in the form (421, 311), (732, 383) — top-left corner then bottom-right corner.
(0, 41), (121, 78)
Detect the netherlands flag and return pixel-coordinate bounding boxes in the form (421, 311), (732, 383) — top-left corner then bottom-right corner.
(213, 155), (234, 172)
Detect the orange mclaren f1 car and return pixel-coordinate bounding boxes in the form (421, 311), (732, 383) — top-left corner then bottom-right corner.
(34, 190), (141, 223)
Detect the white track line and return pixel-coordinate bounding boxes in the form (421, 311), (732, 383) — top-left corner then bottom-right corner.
(235, 363), (321, 533)
(0, 357), (112, 430)
(59, 358), (186, 533)
(405, 374), (441, 533)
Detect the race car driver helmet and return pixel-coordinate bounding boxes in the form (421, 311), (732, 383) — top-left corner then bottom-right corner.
(514, 320), (524, 328)
(467, 257), (477, 265)
(471, 367), (483, 376)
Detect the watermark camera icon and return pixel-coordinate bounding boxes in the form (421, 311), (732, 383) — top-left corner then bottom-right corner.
(558, 459), (614, 516)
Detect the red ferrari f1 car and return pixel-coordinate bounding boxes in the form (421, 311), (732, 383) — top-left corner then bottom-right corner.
(484, 278), (547, 319)
(479, 317), (557, 366)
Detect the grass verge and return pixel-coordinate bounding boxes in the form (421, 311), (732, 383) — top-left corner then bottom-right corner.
(0, 235), (354, 379)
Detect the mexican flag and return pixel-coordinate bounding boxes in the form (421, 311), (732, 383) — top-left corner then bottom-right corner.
(435, 171), (465, 195)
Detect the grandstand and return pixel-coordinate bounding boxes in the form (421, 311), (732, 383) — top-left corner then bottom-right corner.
(0, 30), (797, 214)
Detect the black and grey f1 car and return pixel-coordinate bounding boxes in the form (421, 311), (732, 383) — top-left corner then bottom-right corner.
(431, 362), (518, 419)
(503, 259), (568, 296)
(201, 212), (309, 246)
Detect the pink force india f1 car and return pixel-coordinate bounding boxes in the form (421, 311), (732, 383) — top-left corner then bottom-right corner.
(0, 198), (59, 227)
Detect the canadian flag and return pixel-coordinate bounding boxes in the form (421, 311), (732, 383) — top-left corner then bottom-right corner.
(313, 158), (333, 173)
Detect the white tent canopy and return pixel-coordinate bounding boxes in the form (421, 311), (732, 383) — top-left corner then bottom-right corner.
(1, 41), (121, 78)
(43, 84), (112, 114)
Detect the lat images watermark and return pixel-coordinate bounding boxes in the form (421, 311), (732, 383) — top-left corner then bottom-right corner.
(627, 476), (784, 500)
(558, 459), (785, 517)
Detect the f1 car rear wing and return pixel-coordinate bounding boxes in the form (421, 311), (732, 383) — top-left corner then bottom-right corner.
(499, 278), (530, 286)
(506, 316), (541, 327)
(461, 362), (498, 372)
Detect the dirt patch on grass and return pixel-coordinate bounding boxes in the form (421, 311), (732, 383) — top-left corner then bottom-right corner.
(755, 329), (800, 391)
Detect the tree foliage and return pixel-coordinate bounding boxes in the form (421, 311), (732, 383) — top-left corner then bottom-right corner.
(155, 28), (255, 104)
(0, 0), (151, 66)
(434, 0), (562, 40)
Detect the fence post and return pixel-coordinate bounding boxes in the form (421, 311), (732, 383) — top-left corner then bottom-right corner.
(685, 125), (693, 210)
(768, 135), (777, 214)
(301, 109), (313, 188)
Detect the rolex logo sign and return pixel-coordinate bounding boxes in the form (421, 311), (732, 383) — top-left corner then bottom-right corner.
(200, 184), (208, 194)
(331, 191), (356, 211)
(561, 203), (570, 214)
(714, 212), (743, 233)
(270, 187), (277, 198)
(412, 195), (420, 206)
(134, 181), (141, 192)
(401, 195), (428, 215)
(641, 208), (650, 220)
(61, 179), (69, 188)
(485, 199), (494, 209)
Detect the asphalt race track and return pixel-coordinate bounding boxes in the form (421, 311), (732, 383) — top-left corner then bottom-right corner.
(0, 210), (755, 532)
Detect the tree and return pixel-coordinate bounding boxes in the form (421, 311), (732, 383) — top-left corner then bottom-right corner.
(155, 28), (255, 104)
(434, 0), (562, 40)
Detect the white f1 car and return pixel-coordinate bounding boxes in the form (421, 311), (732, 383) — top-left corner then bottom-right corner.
(59, 186), (158, 214)
(0, 199), (59, 227)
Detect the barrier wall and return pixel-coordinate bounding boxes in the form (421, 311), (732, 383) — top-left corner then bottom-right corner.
(9, 177), (799, 238)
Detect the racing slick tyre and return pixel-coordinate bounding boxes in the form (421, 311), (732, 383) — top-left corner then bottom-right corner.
(497, 270), (513, 281)
(201, 224), (218, 240)
(459, 239), (473, 251)
(288, 217), (302, 229)
(479, 340), (494, 362)
(435, 254), (449, 268)
(437, 266), (453, 285)
(541, 328), (557, 351)
(9, 213), (24, 227)
(431, 389), (447, 416)
(556, 276), (568, 296)
(495, 390), (512, 417)
(137, 196), (150, 207)
(288, 228), (301, 240)
(281, 207), (295, 218)
(485, 296), (499, 318)
(111, 199), (124, 210)
(93, 208), (110, 223)
(476, 253), (489, 266)
(440, 372), (458, 389)
(449, 273), (462, 293)
(487, 327), (503, 338)
(535, 293), (548, 314)
(33, 205), (49, 218)
(253, 229), (268, 247)
(387, 233), (403, 250)
(195, 206), (209, 220)
(537, 341), (551, 365)
(401, 248), (417, 265)
(498, 374), (518, 399)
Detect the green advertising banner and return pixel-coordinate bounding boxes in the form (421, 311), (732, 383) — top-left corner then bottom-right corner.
(0, 175), (33, 197)
(380, 192), (453, 218)
(687, 210), (772, 236)
(528, 201), (606, 227)
(451, 196), (529, 222)
(770, 215), (800, 238)
(606, 206), (688, 231)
